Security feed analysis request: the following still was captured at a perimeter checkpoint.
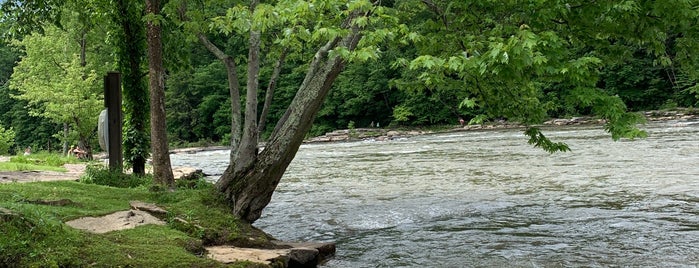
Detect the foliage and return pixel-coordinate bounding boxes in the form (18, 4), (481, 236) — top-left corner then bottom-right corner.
(525, 127), (571, 153)
(0, 125), (15, 155)
(0, 86), (61, 153)
(110, 0), (150, 174)
(9, 24), (105, 155)
(166, 60), (233, 144)
(79, 165), (153, 188)
(386, 0), (699, 149)
(0, 0), (63, 38)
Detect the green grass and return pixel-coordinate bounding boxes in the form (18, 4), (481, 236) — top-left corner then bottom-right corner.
(10, 152), (81, 167)
(0, 152), (81, 172)
(0, 180), (268, 267)
(0, 162), (67, 172)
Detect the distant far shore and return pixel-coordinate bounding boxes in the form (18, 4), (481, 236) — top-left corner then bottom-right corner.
(167, 108), (699, 153)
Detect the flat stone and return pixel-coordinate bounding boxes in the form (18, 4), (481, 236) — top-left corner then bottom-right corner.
(129, 201), (168, 219)
(206, 246), (289, 266)
(65, 210), (165, 234)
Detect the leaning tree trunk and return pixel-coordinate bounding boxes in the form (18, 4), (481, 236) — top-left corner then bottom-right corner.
(216, 23), (363, 223)
(146, 0), (174, 187)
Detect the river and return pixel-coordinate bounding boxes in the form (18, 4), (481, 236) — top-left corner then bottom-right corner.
(171, 121), (699, 267)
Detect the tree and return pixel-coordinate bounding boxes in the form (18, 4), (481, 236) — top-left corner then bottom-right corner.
(111, 0), (149, 175)
(146, 0), (174, 187)
(0, 124), (15, 155)
(9, 25), (104, 158)
(169, 0), (396, 222)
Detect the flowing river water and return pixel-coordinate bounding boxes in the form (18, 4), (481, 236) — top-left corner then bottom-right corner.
(171, 121), (699, 267)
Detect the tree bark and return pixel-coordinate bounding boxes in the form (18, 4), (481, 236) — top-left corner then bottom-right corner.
(234, 2), (261, 174)
(146, 0), (174, 187)
(217, 14), (364, 222)
(62, 123), (69, 156)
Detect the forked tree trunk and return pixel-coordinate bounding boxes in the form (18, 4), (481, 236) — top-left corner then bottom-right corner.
(146, 0), (174, 187)
(216, 22), (363, 223)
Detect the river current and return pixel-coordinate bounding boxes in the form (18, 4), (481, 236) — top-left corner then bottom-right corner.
(171, 121), (699, 267)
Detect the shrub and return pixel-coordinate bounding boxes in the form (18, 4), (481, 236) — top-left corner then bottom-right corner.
(79, 165), (152, 188)
(0, 125), (15, 155)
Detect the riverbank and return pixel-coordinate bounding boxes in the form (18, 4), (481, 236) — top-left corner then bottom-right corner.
(305, 108), (699, 143)
(0, 180), (334, 267)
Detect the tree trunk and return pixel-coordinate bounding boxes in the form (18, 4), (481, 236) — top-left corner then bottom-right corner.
(234, 8), (261, 174)
(146, 0), (174, 187)
(114, 0), (148, 175)
(197, 34), (242, 156)
(62, 123), (69, 155)
(77, 134), (93, 160)
(217, 19), (364, 222)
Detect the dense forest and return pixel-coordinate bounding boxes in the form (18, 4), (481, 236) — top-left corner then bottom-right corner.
(1, 0), (697, 155)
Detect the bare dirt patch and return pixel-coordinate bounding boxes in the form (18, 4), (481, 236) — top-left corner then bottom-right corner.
(0, 163), (86, 183)
(65, 210), (166, 234)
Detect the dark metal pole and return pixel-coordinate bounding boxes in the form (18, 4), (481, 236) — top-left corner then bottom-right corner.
(105, 72), (123, 171)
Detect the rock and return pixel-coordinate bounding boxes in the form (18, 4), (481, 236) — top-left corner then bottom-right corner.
(129, 201), (168, 219)
(288, 247), (319, 268)
(206, 246), (290, 267)
(329, 134), (349, 141)
(66, 210), (165, 233)
(206, 242), (334, 268)
(272, 241), (336, 264)
(386, 131), (400, 137)
(172, 167), (204, 180)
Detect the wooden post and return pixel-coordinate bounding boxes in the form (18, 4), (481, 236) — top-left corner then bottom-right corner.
(105, 72), (123, 171)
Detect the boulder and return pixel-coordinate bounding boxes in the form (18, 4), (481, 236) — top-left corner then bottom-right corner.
(272, 241), (336, 264)
(172, 167), (204, 180)
(288, 247), (319, 268)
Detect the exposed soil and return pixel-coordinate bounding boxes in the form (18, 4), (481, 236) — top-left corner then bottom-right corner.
(0, 162), (86, 184)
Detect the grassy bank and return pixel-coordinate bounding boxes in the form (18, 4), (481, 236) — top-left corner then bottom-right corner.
(0, 179), (273, 267)
(0, 152), (81, 172)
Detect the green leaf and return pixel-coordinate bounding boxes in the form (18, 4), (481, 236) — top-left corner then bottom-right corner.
(524, 127), (571, 153)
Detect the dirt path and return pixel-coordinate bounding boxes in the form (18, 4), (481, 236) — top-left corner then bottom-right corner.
(0, 163), (86, 184)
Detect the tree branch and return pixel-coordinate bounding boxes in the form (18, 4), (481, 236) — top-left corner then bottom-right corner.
(258, 47), (289, 135)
